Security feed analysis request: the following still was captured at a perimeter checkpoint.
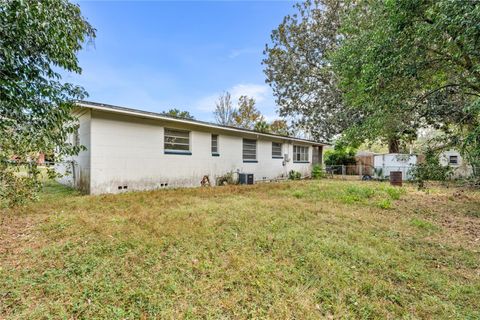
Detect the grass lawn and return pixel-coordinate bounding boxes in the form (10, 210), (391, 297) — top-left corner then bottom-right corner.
(1, 180), (479, 319)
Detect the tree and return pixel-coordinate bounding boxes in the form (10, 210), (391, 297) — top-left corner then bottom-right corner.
(324, 146), (357, 166)
(213, 91), (235, 126)
(269, 119), (290, 136)
(164, 108), (195, 120)
(232, 96), (264, 130)
(254, 120), (270, 133)
(263, 0), (353, 142)
(0, 0), (95, 207)
(333, 0), (480, 163)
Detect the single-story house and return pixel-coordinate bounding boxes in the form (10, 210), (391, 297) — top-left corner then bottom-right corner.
(57, 101), (326, 194)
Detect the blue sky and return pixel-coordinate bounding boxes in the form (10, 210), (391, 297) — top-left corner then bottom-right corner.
(66, 1), (297, 121)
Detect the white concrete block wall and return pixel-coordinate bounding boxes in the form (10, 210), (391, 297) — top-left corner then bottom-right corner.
(86, 110), (314, 194)
(439, 150), (473, 178)
(56, 109), (91, 192)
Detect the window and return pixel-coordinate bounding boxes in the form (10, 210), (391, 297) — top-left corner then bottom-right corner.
(449, 155), (458, 165)
(272, 142), (283, 158)
(293, 145), (309, 162)
(243, 139), (257, 162)
(164, 128), (191, 154)
(211, 134), (219, 156)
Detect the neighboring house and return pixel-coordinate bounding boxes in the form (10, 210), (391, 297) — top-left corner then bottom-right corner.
(373, 153), (418, 180)
(439, 149), (473, 178)
(57, 101), (326, 194)
(364, 150), (473, 180)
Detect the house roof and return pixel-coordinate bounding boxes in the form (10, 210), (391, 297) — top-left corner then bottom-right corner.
(76, 100), (328, 146)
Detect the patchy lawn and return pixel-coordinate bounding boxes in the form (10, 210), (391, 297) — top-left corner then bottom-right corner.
(1, 180), (479, 319)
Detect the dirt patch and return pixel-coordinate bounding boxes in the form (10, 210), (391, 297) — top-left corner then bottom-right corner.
(0, 214), (44, 267)
(403, 188), (480, 246)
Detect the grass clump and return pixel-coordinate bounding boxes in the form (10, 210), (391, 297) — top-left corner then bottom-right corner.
(376, 198), (392, 209)
(292, 190), (305, 198)
(342, 185), (375, 203)
(410, 218), (439, 232)
(384, 186), (406, 200)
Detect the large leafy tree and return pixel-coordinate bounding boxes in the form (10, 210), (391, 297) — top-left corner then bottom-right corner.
(0, 0), (95, 206)
(263, 0), (352, 142)
(232, 96), (264, 130)
(334, 0), (480, 166)
(269, 119), (289, 136)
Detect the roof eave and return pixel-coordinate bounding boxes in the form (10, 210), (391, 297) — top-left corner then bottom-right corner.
(76, 100), (328, 146)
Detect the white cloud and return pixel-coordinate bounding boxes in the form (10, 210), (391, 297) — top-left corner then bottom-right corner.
(230, 83), (269, 103)
(195, 83), (270, 112)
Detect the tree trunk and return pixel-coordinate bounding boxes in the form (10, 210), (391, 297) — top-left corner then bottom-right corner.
(388, 138), (400, 153)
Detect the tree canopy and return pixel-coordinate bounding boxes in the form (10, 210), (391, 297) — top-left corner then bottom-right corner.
(164, 108), (195, 120)
(333, 0), (480, 153)
(232, 95), (264, 130)
(263, 0), (352, 142)
(0, 0), (95, 206)
(265, 0), (480, 174)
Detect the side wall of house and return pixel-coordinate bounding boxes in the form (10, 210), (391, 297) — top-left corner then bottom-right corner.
(56, 109), (91, 193)
(439, 150), (473, 178)
(89, 110), (315, 194)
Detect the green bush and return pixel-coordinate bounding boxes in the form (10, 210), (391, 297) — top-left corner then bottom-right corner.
(409, 149), (453, 189)
(311, 165), (325, 179)
(288, 170), (302, 180)
(324, 146), (357, 166)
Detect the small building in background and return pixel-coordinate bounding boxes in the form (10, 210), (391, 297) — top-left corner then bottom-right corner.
(373, 153), (418, 180)
(439, 149), (473, 178)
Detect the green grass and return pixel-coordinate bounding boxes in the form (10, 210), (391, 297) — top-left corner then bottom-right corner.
(1, 180), (479, 319)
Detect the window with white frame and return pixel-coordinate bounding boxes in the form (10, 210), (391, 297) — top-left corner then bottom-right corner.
(272, 142), (282, 158)
(243, 139), (257, 161)
(211, 134), (219, 155)
(164, 128), (190, 153)
(293, 145), (309, 162)
(449, 155), (458, 165)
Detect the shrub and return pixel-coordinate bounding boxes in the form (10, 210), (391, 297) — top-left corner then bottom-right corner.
(324, 146), (357, 166)
(288, 170), (302, 180)
(311, 165), (325, 179)
(409, 149), (453, 189)
(216, 172), (237, 186)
